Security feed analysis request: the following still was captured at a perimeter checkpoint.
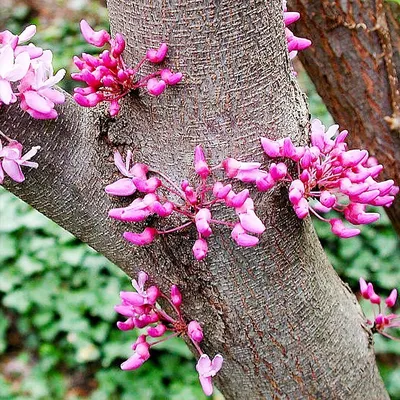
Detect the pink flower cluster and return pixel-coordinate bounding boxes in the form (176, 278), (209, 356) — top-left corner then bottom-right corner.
(359, 278), (399, 341)
(225, 119), (397, 238)
(72, 20), (183, 116)
(106, 146), (265, 260)
(0, 25), (65, 119)
(283, 5), (311, 61)
(115, 271), (223, 396)
(0, 131), (39, 184)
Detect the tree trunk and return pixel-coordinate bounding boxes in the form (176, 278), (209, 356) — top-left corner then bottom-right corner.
(0, 1), (389, 398)
(289, 0), (400, 236)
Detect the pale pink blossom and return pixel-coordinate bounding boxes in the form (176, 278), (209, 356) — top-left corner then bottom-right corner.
(0, 26), (65, 118)
(18, 50), (66, 119)
(0, 137), (40, 184)
(0, 45), (30, 105)
(196, 354), (223, 396)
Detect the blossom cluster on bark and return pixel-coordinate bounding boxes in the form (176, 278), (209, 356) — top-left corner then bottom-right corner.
(359, 279), (399, 341)
(72, 20), (183, 116)
(105, 146), (266, 260)
(115, 271), (223, 396)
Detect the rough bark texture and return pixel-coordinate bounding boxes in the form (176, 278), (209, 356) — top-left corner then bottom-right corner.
(289, 0), (400, 236)
(0, 1), (389, 398)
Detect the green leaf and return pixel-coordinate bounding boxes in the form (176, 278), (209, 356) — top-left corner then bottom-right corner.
(2, 290), (30, 313)
(16, 255), (44, 276)
(0, 234), (17, 261)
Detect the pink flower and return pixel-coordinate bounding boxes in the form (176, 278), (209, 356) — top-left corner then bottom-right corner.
(160, 68), (183, 85)
(80, 19), (111, 47)
(0, 139), (40, 184)
(105, 178), (136, 196)
(193, 238), (209, 261)
(0, 45), (30, 105)
(188, 321), (204, 343)
(358, 279), (399, 340)
(18, 50), (66, 119)
(196, 354), (223, 396)
(170, 285), (182, 307)
(123, 228), (158, 246)
(147, 78), (166, 96)
(147, 324), (167, 337)
(121, 342), (150, 370)
(0, 25), (64, 119)
(146, 43), (168, 63)
(194, 145), (210, 179)
(195, 208), (212, 238)
(231, 223), (259, 247)
(222, 158), (263, 182)
(385, 289), (397, 308)
(283, 5), (311, 67)
(329, 219), (360, 238)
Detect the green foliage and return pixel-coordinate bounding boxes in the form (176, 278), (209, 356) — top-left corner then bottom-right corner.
(313, 211), (400, 291)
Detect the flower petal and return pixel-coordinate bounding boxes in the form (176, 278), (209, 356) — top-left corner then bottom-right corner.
(2, 159), (25, 182)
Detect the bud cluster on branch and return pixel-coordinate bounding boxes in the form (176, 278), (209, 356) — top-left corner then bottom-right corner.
(106, 146), (266, 261)
(115, 271), (223, 396)
(359, 279), (399, 341)
(72, 20), (183, 116)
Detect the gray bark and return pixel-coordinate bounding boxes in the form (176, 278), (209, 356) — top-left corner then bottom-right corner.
(0, 1), (389, 398)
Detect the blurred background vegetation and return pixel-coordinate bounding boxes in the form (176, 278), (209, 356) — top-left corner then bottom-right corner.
(0, 1), (399, 399)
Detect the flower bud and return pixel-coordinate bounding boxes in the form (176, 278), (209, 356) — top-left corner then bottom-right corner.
(188, 321), (204, 343)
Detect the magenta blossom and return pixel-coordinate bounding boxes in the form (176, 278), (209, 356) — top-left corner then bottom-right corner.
(106, 146), (265, 260)
(359, 278), (399, 341)
(282, 1), (311, 73)
(72, 20), (182, 116)
(252, 119), (398, 238)
(115, 271), (223, 396)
